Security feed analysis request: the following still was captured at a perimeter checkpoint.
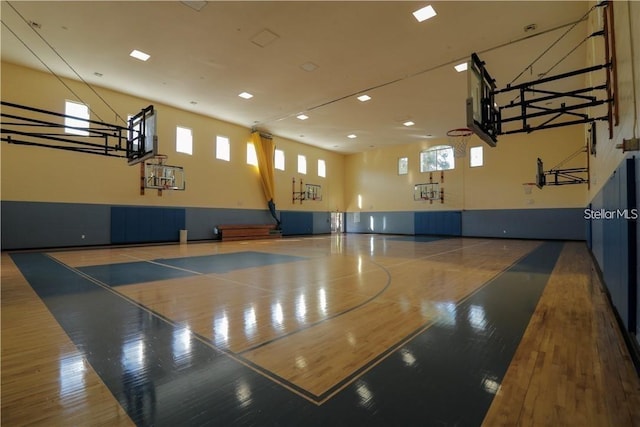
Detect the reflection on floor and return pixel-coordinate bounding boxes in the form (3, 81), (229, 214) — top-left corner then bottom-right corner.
(2, 235), (639, 426)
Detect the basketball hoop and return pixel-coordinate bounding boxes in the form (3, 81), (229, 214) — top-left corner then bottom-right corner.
(522, 183), (537, 195)
(150, 154), (168, 165)
(447, 128), (473, 158)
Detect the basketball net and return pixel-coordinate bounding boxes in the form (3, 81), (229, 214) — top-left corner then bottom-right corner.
(447, 128), (473, 158)
(522, 183), (536, 195)
(151, 154), (168, 166)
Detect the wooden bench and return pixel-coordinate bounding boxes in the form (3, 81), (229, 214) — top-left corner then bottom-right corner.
(217, 224), (281, 242)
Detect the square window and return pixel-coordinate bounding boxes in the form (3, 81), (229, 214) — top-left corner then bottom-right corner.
(275, 149), (285, 171)
(298, 155), (307, 174)
(398, 157), (408, 175)
(318, 159), (326, 178)
(65, 100), (89, 136)
(216, 135), (230, 161)
(470, 146), (483, 167)
(420, 145), (455, 172)
(247, 142), (258, 166)
(127, 114), (135, 142)
(176, 126), (193, 155)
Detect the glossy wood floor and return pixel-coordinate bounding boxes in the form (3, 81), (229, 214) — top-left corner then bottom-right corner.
(2, 235), (639, 425)
(482, 241), (640, 426)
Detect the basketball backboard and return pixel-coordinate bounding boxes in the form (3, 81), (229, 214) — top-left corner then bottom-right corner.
(127, 105), (157, 165)
(536, 158), (546, 188)
(414, 182), (443, 203)
(466, 53), (499, 147)
(144, 161), (186, 191)
(305, 184), (322, 201)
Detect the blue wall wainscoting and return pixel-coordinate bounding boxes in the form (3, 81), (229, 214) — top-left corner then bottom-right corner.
(345, 211), (414, 235)
(415, 211), (461, 236)
(345, 208), (583, 240)
(0, 202), (280, 249)
(110, 207), (186, 244)
(589, 156), (638, 349)
(187, 207), (275, 240)
(2, 202), (586, 249)
(279, 211), (312, 235)
(1, 201), (111, 249)
(462, 208), (585, 240)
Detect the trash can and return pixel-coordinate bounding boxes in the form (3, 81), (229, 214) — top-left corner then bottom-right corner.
(179, 229), (188, 244)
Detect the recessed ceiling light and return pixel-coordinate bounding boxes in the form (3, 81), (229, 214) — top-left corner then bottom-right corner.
(413, 5), (437, 22)
(403, 121), (415, 127)
(454, 62), (468, 72)
(130, 49), (150, 61)
(300, 62), (319, 72)
(297, 114), (309, 120)
(357, 94), (371, 102)
(238, 92), (253, 99)
(347, 134), (357, 139)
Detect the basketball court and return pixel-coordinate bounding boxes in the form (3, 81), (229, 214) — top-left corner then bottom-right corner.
(3, 235), (639, 425)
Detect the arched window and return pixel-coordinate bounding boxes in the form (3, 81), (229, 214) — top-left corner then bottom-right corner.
(420, 145), (455, 172)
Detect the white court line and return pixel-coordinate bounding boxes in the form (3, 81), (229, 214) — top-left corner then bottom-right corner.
(120, 253), (204, 275)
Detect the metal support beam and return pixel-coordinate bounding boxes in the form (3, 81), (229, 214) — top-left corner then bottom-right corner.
(1, 101), (128, 158)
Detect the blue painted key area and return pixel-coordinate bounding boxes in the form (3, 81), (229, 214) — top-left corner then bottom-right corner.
(156, 251), (306, 274)
(78, 251), (306, 286)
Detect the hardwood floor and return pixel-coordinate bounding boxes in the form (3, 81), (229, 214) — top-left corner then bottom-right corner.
(482, 242), (640, 426)
(1, 253), (133, 426)
(2, 236), (638, 425)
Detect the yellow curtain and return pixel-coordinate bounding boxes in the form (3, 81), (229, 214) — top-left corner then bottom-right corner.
(251, 131), (275, 202)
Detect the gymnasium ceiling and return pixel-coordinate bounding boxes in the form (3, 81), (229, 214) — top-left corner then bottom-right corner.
(1, 1), (591, 153)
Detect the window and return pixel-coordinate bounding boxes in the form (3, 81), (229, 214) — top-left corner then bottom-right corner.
(398, 157), (408, 175)
(298, 155), (307, 174)
(176, 126), (193, 155)
(420, 145), (455, 172)
(65, 100), (89, 136)
(470, 146), (484, 167)
(247, 142), (257, 166)
(126, 114), (135, 142)
(275, 149), (285, 171)
(216, 135), (230, 161)
(318, 159), (326, 178)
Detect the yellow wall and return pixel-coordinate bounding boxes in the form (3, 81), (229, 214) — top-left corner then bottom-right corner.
(10, 27), (632, 216)
(587, 0), (640, 197)
(3, 3), (637, 219)
(1, 62), (345, 211)
(344, 0), (640, 214)
(271, 136), (345, 212)
(345, 125), (588, 212)
(345, 0), (640, 214)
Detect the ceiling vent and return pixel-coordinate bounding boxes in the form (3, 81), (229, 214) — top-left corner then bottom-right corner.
(300, 62), (319, 72)
(181, 1), (208, 12)
(251, 29), (280, 48)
